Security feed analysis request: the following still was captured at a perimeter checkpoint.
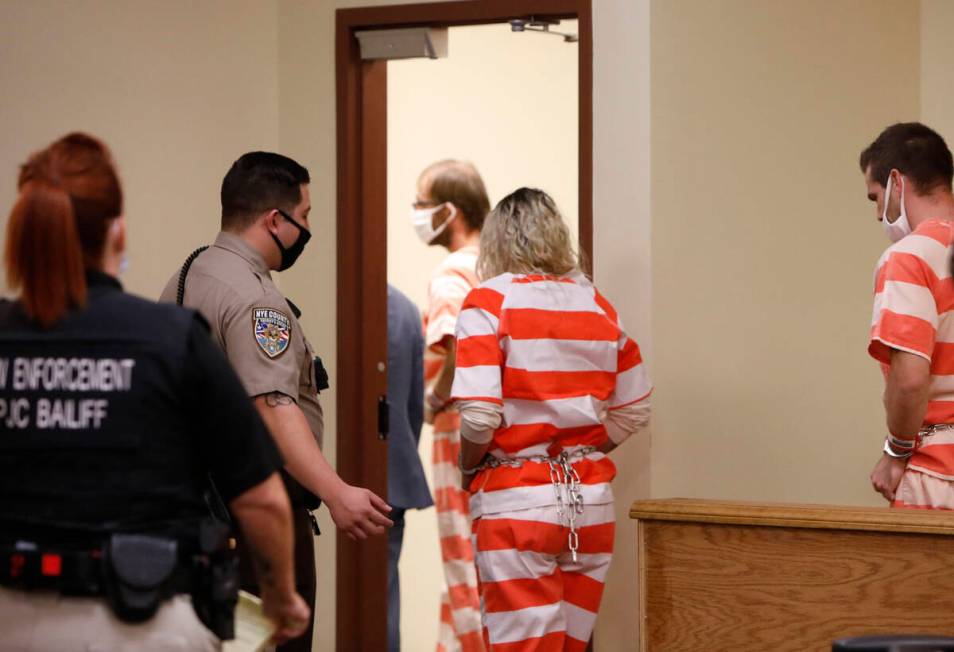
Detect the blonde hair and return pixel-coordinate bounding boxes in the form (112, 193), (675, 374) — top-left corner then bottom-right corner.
(477, 187), (582, 280)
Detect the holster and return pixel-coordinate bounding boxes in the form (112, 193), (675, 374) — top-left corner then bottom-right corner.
(102, 533), (179, 623)
(4, 519), (239, 640)
(191, 519), (239, 640)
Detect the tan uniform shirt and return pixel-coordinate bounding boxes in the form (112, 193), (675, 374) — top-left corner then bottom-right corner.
(159, 231), (323, 447)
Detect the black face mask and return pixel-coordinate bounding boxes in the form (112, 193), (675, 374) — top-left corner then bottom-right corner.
(271, 209), (312, 271)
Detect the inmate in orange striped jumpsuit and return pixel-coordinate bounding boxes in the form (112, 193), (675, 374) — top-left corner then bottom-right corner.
(451, 271), (652, 651)
(870, 218), (954, 508)
(423, 245), (486, 652)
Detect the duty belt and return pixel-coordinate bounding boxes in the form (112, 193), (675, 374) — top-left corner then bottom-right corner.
(0, 527), (239, 638)
(475, 446), (597, 562)
(0, 539), (194, 596)
(1, 542), (107, 594)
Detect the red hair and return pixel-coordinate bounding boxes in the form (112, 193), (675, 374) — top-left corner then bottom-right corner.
(5, 133), (123, 327)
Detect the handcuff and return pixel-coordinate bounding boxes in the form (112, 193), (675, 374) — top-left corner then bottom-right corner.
(883, 424), (954, 459)
(458, 452), (483, 476)
(883, 436), (915, 459)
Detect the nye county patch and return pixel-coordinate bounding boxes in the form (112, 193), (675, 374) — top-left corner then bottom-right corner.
(253, 308), (291, 358)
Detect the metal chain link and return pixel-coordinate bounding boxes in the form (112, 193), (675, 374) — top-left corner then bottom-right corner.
(908, 424), (954, 450)
(476, 446), (596, 562)
(920, 424), (954, 439)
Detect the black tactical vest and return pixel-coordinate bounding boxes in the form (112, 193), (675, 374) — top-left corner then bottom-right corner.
(0, 272), (210, 541)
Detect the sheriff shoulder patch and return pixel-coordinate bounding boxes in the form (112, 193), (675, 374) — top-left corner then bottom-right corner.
(253, 308), (291, 358)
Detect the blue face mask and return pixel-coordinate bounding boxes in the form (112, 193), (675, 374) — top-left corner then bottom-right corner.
(271, 209), (312, 271)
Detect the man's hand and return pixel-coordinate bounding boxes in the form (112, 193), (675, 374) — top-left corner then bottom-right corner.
(870, 453), (907, 502)
(326, 484), (394, 540)
(871, 348), (929, 503)
(253, 395), (393, 539)
(261, 587), (311, 645)
(425, 390), (449, 426)
(427, 337), (457, 425)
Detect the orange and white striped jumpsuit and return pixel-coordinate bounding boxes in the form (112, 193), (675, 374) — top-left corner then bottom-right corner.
(869, 218), (954, 508)
(451, 271), (652, 651)
(423, 245), (486, 652)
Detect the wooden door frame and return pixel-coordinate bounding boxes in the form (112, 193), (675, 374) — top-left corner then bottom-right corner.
(335, 2), (593, 649)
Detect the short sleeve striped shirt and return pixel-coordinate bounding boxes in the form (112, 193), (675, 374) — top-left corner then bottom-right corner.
(869, 218), (954, 479)
(423, 246), (480, 432)
(452, 271), (652, 514)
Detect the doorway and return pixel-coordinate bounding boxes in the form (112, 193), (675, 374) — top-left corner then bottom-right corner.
(388, 20), (579, 648)
(336, 2), (592, 650)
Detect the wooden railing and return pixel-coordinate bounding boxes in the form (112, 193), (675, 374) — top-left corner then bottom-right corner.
(629, 498), (954, 652)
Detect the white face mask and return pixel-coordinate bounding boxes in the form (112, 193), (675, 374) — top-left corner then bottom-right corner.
(882, 173), (912, 243)
(410, 203), (457, 245)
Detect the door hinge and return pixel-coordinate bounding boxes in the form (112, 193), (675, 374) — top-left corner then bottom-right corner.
(377, 395), (389, 440)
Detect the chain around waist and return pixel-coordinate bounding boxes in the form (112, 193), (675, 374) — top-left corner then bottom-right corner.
(474, 446), (600, 562)
(914, 424), (954, 447)
(475, 446), (599, 473)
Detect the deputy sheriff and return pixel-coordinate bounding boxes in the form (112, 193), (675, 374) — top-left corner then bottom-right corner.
(160, 151), (393, 651)
(0, 133), (310, 650)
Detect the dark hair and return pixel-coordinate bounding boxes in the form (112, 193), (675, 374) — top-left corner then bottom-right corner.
(421, 160), (490, 231)
(860, 122), (954, 193)
(5, 133), (123, 327)
(220, 152), (310, 230)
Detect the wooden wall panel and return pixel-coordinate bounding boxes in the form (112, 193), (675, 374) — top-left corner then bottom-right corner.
(632, 499), (954, 652)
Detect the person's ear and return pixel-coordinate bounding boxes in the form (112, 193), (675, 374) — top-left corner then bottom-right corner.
(110, 216), (126, 255)
(430, 203), (448, 229)
(439, 202), (459, 226)
(262, 209), (281, 235)
(890, 169), (904, 197)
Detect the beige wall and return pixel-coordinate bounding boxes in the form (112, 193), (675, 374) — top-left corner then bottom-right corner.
(0, 0), (945, 650)
(590, 0), (653, 645)
(0, 0), (280, 299)
(922, 0), (954, 141)
(649, 0), (919, 512)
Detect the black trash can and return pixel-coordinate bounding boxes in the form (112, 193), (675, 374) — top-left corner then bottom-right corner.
(833, 635), (954, 651)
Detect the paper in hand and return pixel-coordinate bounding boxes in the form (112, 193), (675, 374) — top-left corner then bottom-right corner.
(223, 590), (277, 652)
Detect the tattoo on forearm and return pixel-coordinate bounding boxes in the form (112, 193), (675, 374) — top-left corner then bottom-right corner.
(263, 392), (294, 407)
